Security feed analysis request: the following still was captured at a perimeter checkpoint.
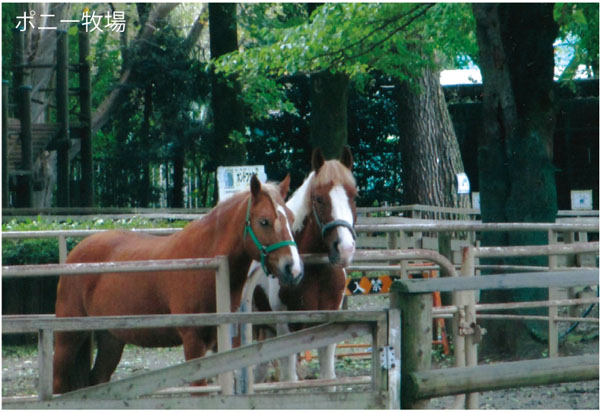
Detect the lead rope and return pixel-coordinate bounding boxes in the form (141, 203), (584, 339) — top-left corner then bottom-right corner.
(244, 197), (297, 278)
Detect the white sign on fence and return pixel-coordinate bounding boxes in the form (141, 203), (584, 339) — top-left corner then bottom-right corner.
(570, 190), (593, 210)
(217, 165), (267, 202)
(456, 172), (470, 194)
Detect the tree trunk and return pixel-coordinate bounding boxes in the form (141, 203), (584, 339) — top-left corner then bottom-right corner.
(473, 3), (559, 349)
(140, 84), (152, 207)
(309, 71), (349, 159)
(208, 3), (246, 167)
(305, 3), (351, 160)
(394, 66), (471, 211)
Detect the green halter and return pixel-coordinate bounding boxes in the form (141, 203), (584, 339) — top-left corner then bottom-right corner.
(244, 197), (297, 278)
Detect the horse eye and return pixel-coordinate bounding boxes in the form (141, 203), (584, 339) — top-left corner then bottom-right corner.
(259, 219), (270, 227)
(315, 196), (324, 205)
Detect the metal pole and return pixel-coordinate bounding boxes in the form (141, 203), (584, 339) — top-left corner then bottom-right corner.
(78, 24), (94, 206)
(56, 30), (70, 207)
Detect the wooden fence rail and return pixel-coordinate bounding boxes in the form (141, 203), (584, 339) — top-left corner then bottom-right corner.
(6, 205), (596, 220)
(4, 220), (597, 268)
(407, 354), (599, 399)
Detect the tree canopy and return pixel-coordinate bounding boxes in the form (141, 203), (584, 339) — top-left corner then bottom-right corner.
(217, 3), (476, 118)
(1, 3), (597, 209)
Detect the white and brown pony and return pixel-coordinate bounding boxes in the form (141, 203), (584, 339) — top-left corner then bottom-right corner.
(246, 147), (357, 382)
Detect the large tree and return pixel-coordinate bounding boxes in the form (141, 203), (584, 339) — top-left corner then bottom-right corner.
(472, 4), (559, 349)
(394, 64), (470, 208)
(218, 3), (474, 207)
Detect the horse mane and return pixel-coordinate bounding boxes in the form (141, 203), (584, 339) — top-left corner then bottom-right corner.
(212, 181), (282, 215)
(287, 160), (356, 233)
(311, 160), (356, 189)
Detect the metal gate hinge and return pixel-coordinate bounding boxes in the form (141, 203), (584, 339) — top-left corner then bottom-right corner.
(379, 346), (397, 370)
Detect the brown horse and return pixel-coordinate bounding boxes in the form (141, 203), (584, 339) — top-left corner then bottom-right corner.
(53, 175), (303, 394)
(248, 147), (357, 382)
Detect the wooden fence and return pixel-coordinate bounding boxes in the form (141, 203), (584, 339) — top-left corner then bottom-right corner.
(394, 268), (599, 409)
(3, 218), (597, 342)
(4, 249), (460, 409)
(2, 243), (599, 409)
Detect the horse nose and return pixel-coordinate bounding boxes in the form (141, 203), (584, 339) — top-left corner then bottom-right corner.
(283, 259), (303, 286)
(335, 236), (355, 266)
(336, 238), (355, 256)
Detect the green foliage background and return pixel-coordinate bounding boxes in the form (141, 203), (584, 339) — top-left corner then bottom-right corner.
(1, 3), (597, 208)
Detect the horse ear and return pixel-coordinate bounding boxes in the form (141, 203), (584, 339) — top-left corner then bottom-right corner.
(250, 174), (262, 199)
(279, 174), (291, 199)
(312, 147), (325, 172)
(340, 146), (353, 171)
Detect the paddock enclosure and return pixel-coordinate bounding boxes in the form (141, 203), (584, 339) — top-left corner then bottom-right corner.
(2, 205), (599, 409)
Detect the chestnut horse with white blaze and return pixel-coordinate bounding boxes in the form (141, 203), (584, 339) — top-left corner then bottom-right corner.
(53, 175), (303, 394)
(246, 147), (357, 382)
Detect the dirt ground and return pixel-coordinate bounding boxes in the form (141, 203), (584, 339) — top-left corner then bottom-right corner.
(2, 294), (598, 409)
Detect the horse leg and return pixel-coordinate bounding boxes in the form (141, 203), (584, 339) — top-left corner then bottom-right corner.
(318, 343), (337, 391)
(89, 331), (125, 385)
(179, 327), (209, 386)
(53, 331), (92, 394)
(276, 323), (298, 382)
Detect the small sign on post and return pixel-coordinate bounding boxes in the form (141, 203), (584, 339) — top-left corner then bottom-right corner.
(570, 190), (593, 210)
(456, 172), (470, 194)
(217, 165), (267, 202)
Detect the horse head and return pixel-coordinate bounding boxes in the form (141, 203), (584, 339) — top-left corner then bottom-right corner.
(309, 146), (358, 267)
(244, 174), (303, 286)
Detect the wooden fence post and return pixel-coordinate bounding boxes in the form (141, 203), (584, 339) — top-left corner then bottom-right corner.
(387, 308), (401, 410)
(38, 328), (53, 401)
(215, 256), (234, 395)
(371, 312), (388, 395)
(56, 30), (70, 207)
(58, 235), (68, 264)
(462, 246), (479, 409)
(391, 287), (432, 409)
(547, 229), (559, 358)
